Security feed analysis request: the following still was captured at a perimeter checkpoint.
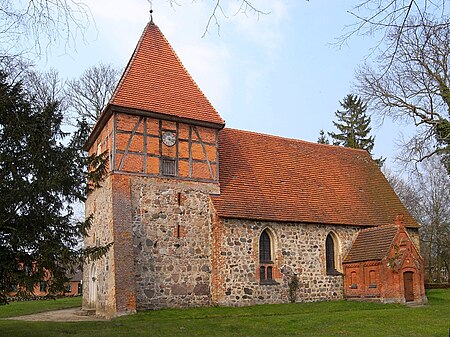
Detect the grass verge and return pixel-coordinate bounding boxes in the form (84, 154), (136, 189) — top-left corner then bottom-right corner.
(0, 290), (448, 337)
(0, 296), (81, 318)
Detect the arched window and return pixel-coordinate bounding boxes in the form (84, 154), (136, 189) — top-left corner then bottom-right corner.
(369, 270), (377, 288)
(326, 233), (338, 275)
(350, 271), (358, 289)
(259, 229), (275, 284)
(259, 230), (272, 263)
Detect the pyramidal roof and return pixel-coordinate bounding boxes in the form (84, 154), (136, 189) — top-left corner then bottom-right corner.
(109, 20), (224, 126)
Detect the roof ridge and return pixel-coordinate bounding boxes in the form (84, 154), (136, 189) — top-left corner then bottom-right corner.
(360, 224), (400, 233)
(223, 127), (369, 154)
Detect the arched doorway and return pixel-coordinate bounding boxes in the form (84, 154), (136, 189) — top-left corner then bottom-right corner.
(403, 271), (414, 302)
(88, 263), (97, 307)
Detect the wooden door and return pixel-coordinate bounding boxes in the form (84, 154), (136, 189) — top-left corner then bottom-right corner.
(403, 271), (414, 302)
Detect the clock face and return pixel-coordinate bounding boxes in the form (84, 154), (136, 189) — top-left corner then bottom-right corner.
(162, 131), (176, 147)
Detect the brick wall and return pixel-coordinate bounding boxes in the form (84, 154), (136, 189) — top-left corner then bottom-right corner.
(343, 226), (427, 304)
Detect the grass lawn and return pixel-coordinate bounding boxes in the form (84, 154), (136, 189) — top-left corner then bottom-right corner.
(0, 290), (448, 337)
(0, 296), (81, 318)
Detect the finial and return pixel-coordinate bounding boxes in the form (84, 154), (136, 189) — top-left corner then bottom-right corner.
(394, 214), (405, 227)
(148, 0), (153, 23)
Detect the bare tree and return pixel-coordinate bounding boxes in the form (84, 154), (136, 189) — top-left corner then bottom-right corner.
(165, 0), (268, 37)
(341, 1), (449, 51)
(66, 63), (121, 127)
(26, 69), (66, 109)
(385, 158), (450, 283)
(357, 17), (450, 172)
(0, 0), (92, 58)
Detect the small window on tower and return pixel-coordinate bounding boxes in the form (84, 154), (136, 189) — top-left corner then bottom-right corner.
(162, 158), (176, 176)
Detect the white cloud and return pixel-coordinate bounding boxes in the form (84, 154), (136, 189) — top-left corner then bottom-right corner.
(227, 0), (291, 57)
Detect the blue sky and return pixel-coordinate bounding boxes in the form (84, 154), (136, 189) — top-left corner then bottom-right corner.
(37, 0), (414, 171)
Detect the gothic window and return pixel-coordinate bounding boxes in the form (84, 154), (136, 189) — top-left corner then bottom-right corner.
(259, 229), (276, 284)
(350, 271), (358, 289)
(326, 233), (339, 275)
(369, 270), (377, 288)
(259, 230), (272, 263)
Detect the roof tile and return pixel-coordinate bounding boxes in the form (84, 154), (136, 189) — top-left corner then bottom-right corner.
(110, 21), (224, 126)
(211, 128), (418, 228)
(344, 225), (400, 263)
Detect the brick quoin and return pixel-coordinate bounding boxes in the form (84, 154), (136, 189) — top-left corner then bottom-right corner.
(111, 175), (137, 315)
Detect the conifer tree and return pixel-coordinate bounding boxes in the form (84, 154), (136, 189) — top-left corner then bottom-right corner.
(317, 129), (329, 144)
(329, 94), (384, 166)
(0, 70), (109, 304)
(329, 94), (374, 151)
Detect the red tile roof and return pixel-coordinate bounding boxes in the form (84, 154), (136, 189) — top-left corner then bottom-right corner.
(110, 21), (224, 126)
(344, 225), (399, 263)
(211, 129), (418, 228)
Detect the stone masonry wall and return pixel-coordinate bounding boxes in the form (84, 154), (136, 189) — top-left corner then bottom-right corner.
(130, 176), (219, 309)
(212, 218), (361, 306)
(83, 175), (117, 317)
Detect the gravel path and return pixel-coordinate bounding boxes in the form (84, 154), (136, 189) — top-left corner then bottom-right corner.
(2, 307), (106, 322)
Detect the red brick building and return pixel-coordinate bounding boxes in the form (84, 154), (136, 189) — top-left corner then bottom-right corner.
(83, 19), (425, 318)
(343, 222), (427, 303)
(9, 269), (82, 298)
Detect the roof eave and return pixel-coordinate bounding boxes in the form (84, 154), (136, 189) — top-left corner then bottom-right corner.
(214, 214), (405, 228)
(84, 104), (225, 151)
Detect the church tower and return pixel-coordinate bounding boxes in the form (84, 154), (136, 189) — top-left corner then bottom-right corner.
(83, 20), (224, 318)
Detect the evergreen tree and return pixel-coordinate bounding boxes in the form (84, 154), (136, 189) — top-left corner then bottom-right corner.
(317, 129), (330, 144)
(329, 94), (374, 151)
(0, 70), (109, 304)
(329, 94), (384, 166)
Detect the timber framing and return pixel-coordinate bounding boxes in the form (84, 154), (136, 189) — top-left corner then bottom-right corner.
(85, 104), (224, 151)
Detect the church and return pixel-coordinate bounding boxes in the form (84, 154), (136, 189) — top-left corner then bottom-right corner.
(82, 19), (426, 318)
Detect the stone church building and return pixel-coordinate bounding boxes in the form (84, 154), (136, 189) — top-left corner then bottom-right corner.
(83, 20), (426, 318)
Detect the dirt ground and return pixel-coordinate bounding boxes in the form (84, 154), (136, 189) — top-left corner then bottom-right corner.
(2, 308), (106, 322)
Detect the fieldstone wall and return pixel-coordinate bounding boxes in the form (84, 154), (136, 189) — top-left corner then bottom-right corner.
(130, 177), (219, 309)
(83, 175), (117, 318)
(212, 219), (361, 306)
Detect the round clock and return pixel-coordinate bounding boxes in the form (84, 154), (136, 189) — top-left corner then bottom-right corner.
(162, 131), (176, 147)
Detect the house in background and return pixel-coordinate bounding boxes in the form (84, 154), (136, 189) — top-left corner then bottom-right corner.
(83, 18), (426, 318)
(8, 269), (83, 298)
(343, 221), (427, 304)
(66, 270), (83, 296)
